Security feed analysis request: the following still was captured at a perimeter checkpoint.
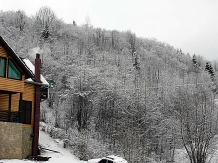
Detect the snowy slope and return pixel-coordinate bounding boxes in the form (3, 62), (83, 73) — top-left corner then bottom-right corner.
(1, 131), (85, 163)
(2, 130), (218, 163)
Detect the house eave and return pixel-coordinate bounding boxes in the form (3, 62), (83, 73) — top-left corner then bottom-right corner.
(25, 79), (49, 87)
(0, 36), (34, 79)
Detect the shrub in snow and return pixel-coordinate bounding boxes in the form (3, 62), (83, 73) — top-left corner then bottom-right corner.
(40, 121), (114, 161)
(40, 122), (65, 140)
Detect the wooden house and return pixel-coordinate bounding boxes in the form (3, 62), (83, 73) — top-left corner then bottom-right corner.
(0, 36), (49, 159)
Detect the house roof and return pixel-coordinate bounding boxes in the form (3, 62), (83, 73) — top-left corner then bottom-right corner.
(0, 36), (34, 79)
(22, 58), (49, 86)
(0, 36), (49, 87)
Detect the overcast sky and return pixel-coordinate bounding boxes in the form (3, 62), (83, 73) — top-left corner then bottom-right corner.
(1, 0), (218, 61)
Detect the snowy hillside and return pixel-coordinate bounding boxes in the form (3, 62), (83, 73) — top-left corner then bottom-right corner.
(2, 129), (218, 163)
(1, 131), (85, 163)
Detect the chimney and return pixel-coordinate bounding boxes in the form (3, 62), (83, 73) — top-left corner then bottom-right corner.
(33, 53), (41, 156)
(35, 53), (41, 82)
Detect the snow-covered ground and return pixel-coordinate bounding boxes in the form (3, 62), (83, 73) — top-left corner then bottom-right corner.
(174, 147), (218, 163)
(1, 131), (85, 163)
(2, 130), (218, 163)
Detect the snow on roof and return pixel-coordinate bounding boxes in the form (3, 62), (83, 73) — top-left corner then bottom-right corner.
(22, 58), (49, 86)
(104, 155), (127, 162)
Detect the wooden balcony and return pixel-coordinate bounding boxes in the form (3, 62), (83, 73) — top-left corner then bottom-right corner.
(0, 109), (21, 123)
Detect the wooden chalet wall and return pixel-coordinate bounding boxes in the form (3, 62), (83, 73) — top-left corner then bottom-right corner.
(0, 44), (35, 126)
(0, 46), (25, 93)
(0, 41), (36, 159)
(11, 93), (20, 111)
(0, 45), (7, 57)
(23, 83), (35, 126)
(0, 94), (9, 110)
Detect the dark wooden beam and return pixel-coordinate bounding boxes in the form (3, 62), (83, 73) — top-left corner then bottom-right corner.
(0, 90), (17, 94)
(20, 93), (22, 100)
(8, 94), (11, 111)
(8, 93), (11, 121)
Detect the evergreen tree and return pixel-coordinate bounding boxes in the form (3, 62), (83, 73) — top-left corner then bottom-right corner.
(192, 54), (197, 66)
(205, 61), (215, 81)
(41, 25), (51, 40)
(205, 61), (218, 94)
(133, 52), (140, 70)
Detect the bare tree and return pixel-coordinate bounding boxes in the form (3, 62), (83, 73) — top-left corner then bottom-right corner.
(35, 6), (56, 29)
(126, 30), (137, 57)
(173, 86), (218, 163)
(15, 10), (26, 31)
(34, 6), (58, 42)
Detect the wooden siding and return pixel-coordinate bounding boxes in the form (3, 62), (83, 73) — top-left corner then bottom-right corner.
(0, 94), (9, 110)
(0, 77), (24, 92)
(11, 93), (20, 111)
(0, 93), (20, 111)
(0, 46), (8, 78)
(0, 46), (7, 57)
(22, 83), (35, 127)
(0, 45), (35, 127)
(0, 45), (25, 93)
(0, 45), (24, 77)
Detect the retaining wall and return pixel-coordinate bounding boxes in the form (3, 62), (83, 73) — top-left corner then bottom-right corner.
(0, 122), (32, 159)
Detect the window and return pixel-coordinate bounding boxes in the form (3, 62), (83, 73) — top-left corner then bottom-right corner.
(107, 161), (113, 163)
(0, 57), (6, 77)
(98, 159), (108, 163)
(19, 100), (32, 124)
(99, 159), (114, 163)
(8, 59), (21, 80)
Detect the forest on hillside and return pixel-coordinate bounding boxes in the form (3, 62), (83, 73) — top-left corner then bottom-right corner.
(1, 7), (218, 163)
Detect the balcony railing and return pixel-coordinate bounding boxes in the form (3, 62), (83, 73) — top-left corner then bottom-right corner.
(0, 109), (21, 123)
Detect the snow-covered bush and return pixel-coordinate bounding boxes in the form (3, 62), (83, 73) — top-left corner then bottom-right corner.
(40, 122), (113, 161)
(40, 122), (65, 139)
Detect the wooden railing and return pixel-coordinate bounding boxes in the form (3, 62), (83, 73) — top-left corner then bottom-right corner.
(0, 109), (21, 123)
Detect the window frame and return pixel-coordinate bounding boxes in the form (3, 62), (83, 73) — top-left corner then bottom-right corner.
(0, 56), (6, 78)
(7, 59), (22, 80)
(19, 100), (32, 124)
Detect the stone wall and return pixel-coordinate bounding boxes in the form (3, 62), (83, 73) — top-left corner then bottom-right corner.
(0, 122), (22, 159)
(22, 127), (33, 158)
(0, 122), (33, 159)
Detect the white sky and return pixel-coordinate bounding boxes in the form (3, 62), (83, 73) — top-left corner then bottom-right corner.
(1, 0), (218, 61)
